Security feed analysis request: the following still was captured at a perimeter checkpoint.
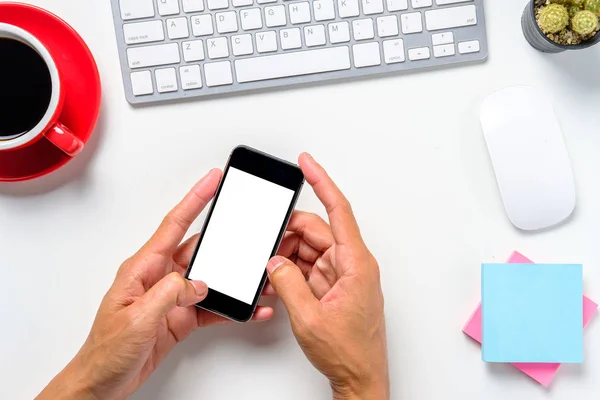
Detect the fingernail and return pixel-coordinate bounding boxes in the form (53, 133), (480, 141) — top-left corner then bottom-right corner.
(267, 256), (286, 274)
(191, 280), (208, 297)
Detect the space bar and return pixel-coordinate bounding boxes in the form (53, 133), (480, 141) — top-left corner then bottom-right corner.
(235, 47), (351, 83)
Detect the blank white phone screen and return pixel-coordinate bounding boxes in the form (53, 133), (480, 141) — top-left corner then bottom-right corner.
(189, 167), (295, 305)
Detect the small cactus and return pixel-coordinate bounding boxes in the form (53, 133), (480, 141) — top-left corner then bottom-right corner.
(538, 4), (570, 33)
(571, 9), (599, 35)
(569, 5), (583, 16)
(585, 0), (600, 15)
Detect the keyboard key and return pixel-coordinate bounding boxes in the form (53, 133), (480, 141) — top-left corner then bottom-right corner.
(241, 8), (262, 30)
(157, 0), (180, 16)
(352, 19), (374, 41)
(183, 0), (205, 12)
(216, 11), (239, 33)
(383, 38), (405, 63)
(231, 34), (254, 55)
(257, 0), (277, 3)
(290, 2), (311, 24)
(362, 0), (384, 15)
(180, 65), (203, 89)
(425, 5), (476, 31)
(437, 0), (472, 4)
(208, 0), (229, 9)
(304, 25), (326, 47)
(207, 37), (229, 58)
(235, 46), (351, 82)
(280, 28), (302, 49)
(256, 30), (277, 52)
(167, 17), (190, 39)
(123, 20), (164, 45)
(408, 46), (430, 60)
(329, 21), (351, 43)
(313, 0), (336, 21)
(352, 42), (381, 67)
(411, 0), (432, 8)
(376, 15), (398, 37)
(432, 31), (453, 45)
(127, 43), (180, 68)
(120, 0), (155, 20)
(155, 67), (178, 92)
(204, 61), (233, 86)
(338, 0), (360, 18)
(130, 70), (153, 95)
(458, 39), (480, 54)
(433, 43), (454, 57)
(386, 0), (408, 11)
(265, 5), (287, 27)
(400, 12), (422, 34)
(182, 40), (205, 61)
(233, 0), (253, 5)
(192, 14), (214, 36)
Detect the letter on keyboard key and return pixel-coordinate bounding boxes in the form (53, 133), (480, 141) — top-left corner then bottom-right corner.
(241, 8), (262, 30)
(167, 17), (190, 39)
(130, 71), (153, 95)
(192, 15), (214, 36)
(329, 21), (350, 43)
(127, 43), (180, 68)
(280, 28), (302, 50)
(123, 21), (165, 45)
(204, 61), (233, 86)
(208, 0), (229, 9)
(338, 0), (360, 18)
(183, 40), (205, 61)
(120, 0), (155, 20)
(401, 12), (423, 34)
(352, 42), (381, 67)
(232, 34), (254, 55)
(265, 5), (287, 27)
(387, 0), (408, 11)
(207, 37), (230, 58)
(235, 47), (351, 83)
(183, 0), (204, 12)
(425, 5), (477, 31)
(180, 65), (203, 89)
(362, 0), (384, 15)
(313, 0), (335, 21)
(304, 25), (326, 47)
(290, 2), (311, 24)
(256, 31), (278, 52)
(158, 0), (180, 16)
(383, 39), (405, 63)
(217, 11), (239, 33)
(155, 67), (178, 93)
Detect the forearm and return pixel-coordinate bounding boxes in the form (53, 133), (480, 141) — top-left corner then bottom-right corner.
(36, 357), (98, 400)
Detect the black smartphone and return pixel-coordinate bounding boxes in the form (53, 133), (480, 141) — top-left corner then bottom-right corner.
(185, 146), (304, 322)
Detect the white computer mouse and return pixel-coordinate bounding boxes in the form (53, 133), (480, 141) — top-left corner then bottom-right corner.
(480, 86), (576, 231)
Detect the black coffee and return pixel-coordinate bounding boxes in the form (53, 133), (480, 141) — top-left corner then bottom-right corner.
(0, 38), (52, 139)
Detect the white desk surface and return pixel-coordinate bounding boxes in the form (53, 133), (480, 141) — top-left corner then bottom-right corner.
(1, 0), (599, 399)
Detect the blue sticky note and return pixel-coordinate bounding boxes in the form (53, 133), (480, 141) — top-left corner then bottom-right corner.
(482, 263), (583, 363)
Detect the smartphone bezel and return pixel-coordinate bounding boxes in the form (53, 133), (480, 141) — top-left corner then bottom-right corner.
(184, 145), (304, 322)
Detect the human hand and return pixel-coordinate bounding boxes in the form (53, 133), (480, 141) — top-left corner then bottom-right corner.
(269, 154), (389, 400)
(36, 169), (274, 400)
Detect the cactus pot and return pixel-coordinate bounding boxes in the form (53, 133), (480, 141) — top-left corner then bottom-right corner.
(522, 0), (600, 53)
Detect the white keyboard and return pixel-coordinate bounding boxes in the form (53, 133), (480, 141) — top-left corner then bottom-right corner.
(110, 0), (487, 104)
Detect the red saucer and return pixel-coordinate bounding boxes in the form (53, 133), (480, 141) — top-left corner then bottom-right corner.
(0, 3), (101, 182)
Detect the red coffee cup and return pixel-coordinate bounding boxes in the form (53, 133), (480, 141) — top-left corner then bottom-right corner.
(0, 23), (84, 156)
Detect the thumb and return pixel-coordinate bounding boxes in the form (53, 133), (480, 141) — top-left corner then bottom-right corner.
(135, 272), (208, 322)
(267, 256), (319, 318)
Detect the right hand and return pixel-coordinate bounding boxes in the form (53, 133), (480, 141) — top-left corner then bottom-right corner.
(267, 153), (389, 400)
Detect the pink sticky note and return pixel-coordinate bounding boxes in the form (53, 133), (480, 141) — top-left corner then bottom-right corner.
(463, 251), (598, 387)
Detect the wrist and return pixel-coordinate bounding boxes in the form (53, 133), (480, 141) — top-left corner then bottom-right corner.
(36, 353), (99, 400)
(331, 376), (390, 400)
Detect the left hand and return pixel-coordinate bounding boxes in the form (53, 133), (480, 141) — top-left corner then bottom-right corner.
(36, 169), (274, 400)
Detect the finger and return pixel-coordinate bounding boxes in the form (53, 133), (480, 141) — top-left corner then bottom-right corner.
(172, 233), (201, 273)
(197, 306), (274, 327)
(145, 169), (222, 256)
(133, 272), (208, 323)
(267, 256), (319, 318)
(278, 234), (323, 265)
(298, 153), (362, 246)
(286, 211), (335, 253)
(262, 282), (277, 296)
